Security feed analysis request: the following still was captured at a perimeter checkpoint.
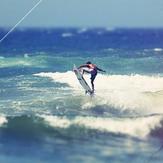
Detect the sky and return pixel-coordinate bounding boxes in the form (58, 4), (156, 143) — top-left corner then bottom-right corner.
(0, 0), (163, 28)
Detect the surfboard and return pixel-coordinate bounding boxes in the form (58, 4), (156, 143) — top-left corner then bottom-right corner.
(73, 64), (93, 95)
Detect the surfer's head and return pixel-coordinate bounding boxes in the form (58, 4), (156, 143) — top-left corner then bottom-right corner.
(86, 61), (91, 64)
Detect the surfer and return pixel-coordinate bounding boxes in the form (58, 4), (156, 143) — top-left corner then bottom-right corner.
(78, 61), (106, 93)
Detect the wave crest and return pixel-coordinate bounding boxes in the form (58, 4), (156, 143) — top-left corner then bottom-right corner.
(41, 114), (163, 138)
(35, 72), (163, 114)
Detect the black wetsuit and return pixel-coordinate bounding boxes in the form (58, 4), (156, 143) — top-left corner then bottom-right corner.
(79, 63), (105, 92)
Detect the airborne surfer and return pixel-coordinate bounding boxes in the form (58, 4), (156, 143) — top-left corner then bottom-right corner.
(78, 61), (106, 93)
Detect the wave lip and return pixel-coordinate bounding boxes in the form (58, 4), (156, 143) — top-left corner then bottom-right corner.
(0, 114), (162, 140)
(41, 115), (163, 138)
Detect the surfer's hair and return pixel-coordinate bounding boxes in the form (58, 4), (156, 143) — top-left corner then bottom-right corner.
(86, 61), (91, 64)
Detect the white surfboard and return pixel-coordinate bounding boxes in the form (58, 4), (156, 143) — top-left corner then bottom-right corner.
(73, 64), (93, 95)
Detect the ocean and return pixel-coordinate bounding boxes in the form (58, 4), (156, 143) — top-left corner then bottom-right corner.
(0, 27), (163, 163)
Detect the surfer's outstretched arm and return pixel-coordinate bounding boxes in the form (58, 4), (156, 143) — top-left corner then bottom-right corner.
(97, 67), (106, 72)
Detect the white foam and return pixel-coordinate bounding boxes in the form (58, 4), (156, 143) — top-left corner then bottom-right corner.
(0, 115), (7, 126)
(61, 33), (73, 37)
(153, 48), (163, 52)
(0, 56), (47, 68)
(24, 53), (30, 58)
(41, 115), (162, 138)
(35, 71), (80, 89)
(35, 72), (163, 114)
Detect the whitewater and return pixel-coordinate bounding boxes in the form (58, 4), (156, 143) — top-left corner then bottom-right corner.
(1, 28), (163, 163)
(36, 71), (163, 113)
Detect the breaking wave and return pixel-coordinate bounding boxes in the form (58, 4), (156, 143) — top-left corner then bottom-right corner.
(35, 71), (163, 114)
(0, 114), (162, 139)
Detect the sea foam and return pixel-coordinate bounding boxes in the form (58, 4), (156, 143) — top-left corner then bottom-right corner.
(35, 71), (163, 114)
(41, 114), (162, 138)
(0, 115), (7, 126)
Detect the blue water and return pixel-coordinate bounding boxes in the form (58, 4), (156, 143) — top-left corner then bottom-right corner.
(0, 28), (163, 163)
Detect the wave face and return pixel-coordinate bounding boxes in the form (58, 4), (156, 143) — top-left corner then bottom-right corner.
(1, 28), (163, 163)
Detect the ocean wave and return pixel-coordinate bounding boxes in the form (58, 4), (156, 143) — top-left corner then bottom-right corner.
(77, 28), (88, 33)
(144, 48), (163, 53)
(0, 114), (162, 139)
(153, 48), (163, 52)
(35, 72), (163, 114)
(0, 55), (48, 68)
(0, 115), (7, 126)
(0, 56), (5, 59)
(41, 114), (163, 138)
(61, 33), (73, 37)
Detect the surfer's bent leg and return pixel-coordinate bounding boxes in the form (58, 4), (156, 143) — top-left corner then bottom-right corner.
(82, 69), (90, 75)
(91, 79), (94, 92)
(90, 71), (97, 92)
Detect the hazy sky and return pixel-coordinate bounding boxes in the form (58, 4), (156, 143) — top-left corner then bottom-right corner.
(0, 0), (163, 28)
